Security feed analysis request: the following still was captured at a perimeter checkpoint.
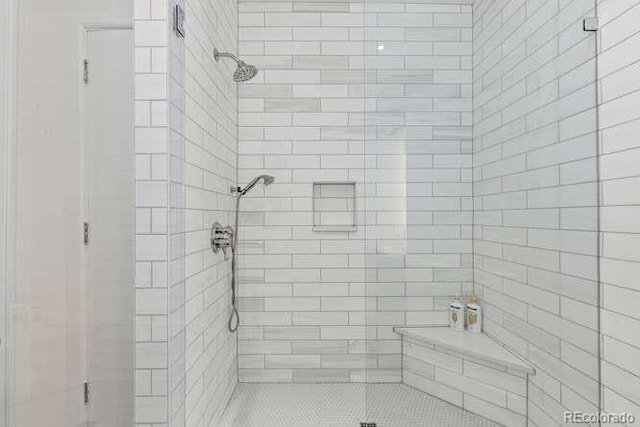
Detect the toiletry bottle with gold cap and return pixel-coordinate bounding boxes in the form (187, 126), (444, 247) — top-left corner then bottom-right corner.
(467, 293), (482, 333)
(449, 293), (465, 332)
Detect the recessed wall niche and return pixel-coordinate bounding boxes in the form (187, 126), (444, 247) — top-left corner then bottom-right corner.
(312, 182), (356, 232)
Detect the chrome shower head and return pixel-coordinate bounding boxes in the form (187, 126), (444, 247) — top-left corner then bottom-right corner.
(237, 175), (275, 196)
(262, 175), (275, 186)
(214, 48), (259, 82)
(233, 61), (259, 83)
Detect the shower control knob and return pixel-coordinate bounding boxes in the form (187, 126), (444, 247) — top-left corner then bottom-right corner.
(211, 222), (234, 260)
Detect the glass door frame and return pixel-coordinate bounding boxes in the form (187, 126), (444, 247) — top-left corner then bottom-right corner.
(0, 0), (18, 424)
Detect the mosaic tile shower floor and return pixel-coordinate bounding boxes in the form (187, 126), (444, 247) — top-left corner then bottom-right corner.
(219, 383), (500, 426)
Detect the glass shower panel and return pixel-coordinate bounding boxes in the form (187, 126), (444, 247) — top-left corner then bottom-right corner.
(363, 0), (474, 422)
(235, 0), (372, 423)
(364, 0), (600, 425)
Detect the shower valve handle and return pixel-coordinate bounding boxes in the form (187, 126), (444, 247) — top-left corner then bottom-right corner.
(211, 222), (234, 260)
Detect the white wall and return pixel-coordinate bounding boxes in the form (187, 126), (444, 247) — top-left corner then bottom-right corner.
(237, 0), (473, 384)
(141, 0), (640, 423)
(597, 0), (640, 420)
(134, 1), (171, 423)
(15, 1), (132, 426)
(168, 0), (239, 425)
(134, 0), (239, 425)
(472, 0), (600, 425)
(13, 1), (640, 425)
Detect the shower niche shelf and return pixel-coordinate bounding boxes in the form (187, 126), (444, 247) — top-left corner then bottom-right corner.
(312, 182), (356, 232)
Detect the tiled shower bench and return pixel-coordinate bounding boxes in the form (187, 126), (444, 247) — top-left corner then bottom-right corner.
(394, 327), (535, 427)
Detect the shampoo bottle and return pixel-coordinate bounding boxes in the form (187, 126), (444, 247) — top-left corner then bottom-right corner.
(449, 294), (465, 332)
(467, 293), (482, 333)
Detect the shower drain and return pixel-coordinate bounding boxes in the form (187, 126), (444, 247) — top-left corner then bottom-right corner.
(360, 423), (377, 427)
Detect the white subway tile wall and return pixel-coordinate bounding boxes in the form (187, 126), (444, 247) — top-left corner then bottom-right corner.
(473, 0), (600, 425)
(167, 0), (239, 425)
(135, 0), (171, 424)
(135, 0), (239, 425)
(237, 0), (473, 384)
(402, 339), (528, 426)
(598, 0), (640, 419)
(131, 0), (640, 423)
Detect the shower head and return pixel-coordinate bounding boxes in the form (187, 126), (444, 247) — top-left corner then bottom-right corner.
(237, 175), (275, 196)
(214, 48), (259, 82)
(233, 62), (259, 83)
(262, 175), (275, 186)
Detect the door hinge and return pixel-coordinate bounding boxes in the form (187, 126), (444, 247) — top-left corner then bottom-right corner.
(583, 17), (598, 32)
(83, 222), (89, 245)
(83, 382), (90, 405)
(83, 59), (89, 84)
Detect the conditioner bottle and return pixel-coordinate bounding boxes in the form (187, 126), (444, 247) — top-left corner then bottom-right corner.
(449, 294), (465, 332)
(467, 293), (482, 334)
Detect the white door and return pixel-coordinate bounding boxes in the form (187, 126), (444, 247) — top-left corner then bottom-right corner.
(83, 27), (134, 427)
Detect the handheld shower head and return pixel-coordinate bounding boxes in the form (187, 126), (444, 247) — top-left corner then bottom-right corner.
(262, 175), (275, 186)
(236, 175), (275, 196)
(226, 174), (274, 333)
(214, 48), (259, 82)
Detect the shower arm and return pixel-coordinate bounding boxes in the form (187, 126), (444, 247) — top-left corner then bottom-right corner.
(214, 49), (240, 64)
